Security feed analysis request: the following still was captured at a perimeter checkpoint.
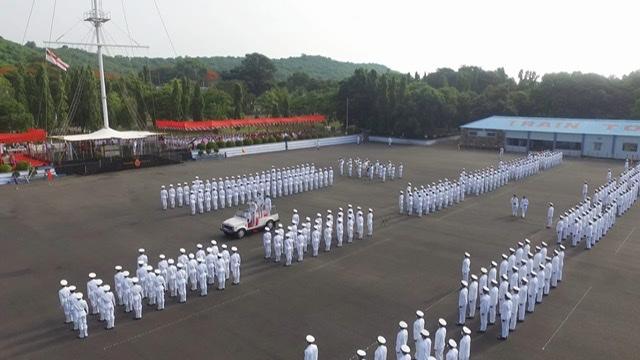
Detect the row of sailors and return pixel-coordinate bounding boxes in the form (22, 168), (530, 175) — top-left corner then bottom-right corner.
(459, 244), (564, 340)
(160, 167), (334, 212)
(338, 157), (403, 182)
(303, 320), (469, 360)
(557, 172), (640, 248)
(501, 151), (563, 180)
(58, 243), (241, 339)
(399, 180), (465, 216)
(263, 206), (373, 264)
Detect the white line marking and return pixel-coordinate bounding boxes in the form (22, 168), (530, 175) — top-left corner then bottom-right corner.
(541, 286), (592, 350)
(615, 227), (636, 255)
(103, 289), (260, 351)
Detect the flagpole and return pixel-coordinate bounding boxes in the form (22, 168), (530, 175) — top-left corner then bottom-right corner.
(86, 0), (110, 129)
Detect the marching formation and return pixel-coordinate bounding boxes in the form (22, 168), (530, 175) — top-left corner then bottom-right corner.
(399, 151), (563, 216)
(339, 157), (403, 182)
(57, 243), (242, 339)
(160, 163), (335, 214)
(263, 204), (374, 265)
(305, 316), (469, 360)
(556, 163), (640, 248)
(458, 241), (564, 341)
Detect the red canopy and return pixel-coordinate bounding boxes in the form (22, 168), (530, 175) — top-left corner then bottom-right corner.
(0, 128), (47, 144)
(155, 115), (326, 132)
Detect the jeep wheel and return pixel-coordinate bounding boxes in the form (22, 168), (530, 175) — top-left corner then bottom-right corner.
(236, 229), (246, 239)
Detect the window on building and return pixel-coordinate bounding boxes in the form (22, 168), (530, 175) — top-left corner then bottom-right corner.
(468, 131), (478, 136)
(506, 138), (527, 147)
(622, 142), (638, 152)
(486, 132), (497, 137)
(556, 141), (582, 151)
(593, 142), (602, 151)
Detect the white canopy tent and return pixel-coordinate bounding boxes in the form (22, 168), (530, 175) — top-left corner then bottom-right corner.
(50, 127), (158, 142)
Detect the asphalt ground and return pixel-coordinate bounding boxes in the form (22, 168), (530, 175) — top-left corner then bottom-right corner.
(1, 143), (638, 360)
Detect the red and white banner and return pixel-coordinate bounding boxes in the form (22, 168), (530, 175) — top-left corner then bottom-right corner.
(45, 48), (69, 71)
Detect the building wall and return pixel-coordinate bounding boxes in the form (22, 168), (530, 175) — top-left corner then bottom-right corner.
(583, 135), (614, 158)
(504, 131), (528, 153)
(613, 136), (640, 160)
(460, 128), (503, 149)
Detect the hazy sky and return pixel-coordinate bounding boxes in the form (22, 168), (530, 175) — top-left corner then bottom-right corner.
(1, 0), (638, 78)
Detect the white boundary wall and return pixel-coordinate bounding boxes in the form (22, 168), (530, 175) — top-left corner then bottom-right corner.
(192, 135), (360, 159)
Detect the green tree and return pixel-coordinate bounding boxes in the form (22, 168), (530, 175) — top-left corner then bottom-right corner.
(232, 82), (244, 118)
(171, 79), (183, 119)
(33, 64), (55, 130)
(225, 53), (276, 95)
(202, 87), (233, 119)
(0, 76), (34, 131)
(192, 84), (203, 120)
(180, 77), (191, 119)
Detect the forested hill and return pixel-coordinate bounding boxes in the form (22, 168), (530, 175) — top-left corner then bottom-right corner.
(0, 37), (391, 81)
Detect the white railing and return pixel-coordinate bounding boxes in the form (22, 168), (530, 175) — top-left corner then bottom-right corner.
(368, 135), (459, 146)
(192, 135), (360, 159)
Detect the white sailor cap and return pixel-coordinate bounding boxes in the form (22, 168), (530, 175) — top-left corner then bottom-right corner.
(501, 254), (508, 259)
(520, 259), (527, 264)
(265, 227), (270, 231)
(138, 260), (145, 266)
(471, 274), (478, 281)
(122, 271), (130, 276)
(461, 280), (468, 287)
(559, 245), (566, 250)
(159, 254), (166, 260)
(168, 259), (175, 264)
(401, 344), (411, 354)
(68, 285), (77, 291)
(377, 336), (386, 344)
(530, 271), (537, 277)
(316, 213), (322, 217)
(448, 339), (457, 348)
(196, 244), (203, 249)
(505, 293), (512, 300)
(197, 258), (204, 263)
(545, 256), (552, 261)
(221, 244), (228, 249)
(535, 246), (541, 251)
(95, 278), (104, 286)
(278, 224), (283, 228)
(180, 248), (186, 254)
(513, 286), (520, 292)
(480, 267), (488, 274)
(306, 335), (315, 343)
(103, 284), (110, 292)
(293, 209), (298, 213)
(356, 349), (366, 357)
(161, 185), (165, 189)
(521, 278), (528, 284)
(75, 292), (83, 299)
(88, 272), (96, 279)
(399, 321), (408, 329)
(501, 274), (508, 281)
(490, 279), (498, 285)
(416, 310), (424, 318)
(509, 247), (515, 253)
(147, 265), (153, 271)
(463, 326), (471, 335)
(464, 252), (471, 258)
(60, 279), (68, 286)
(482, 286), (490, 293)
(177, 263), (184, 268)
(138, 248), (145, 253)
(517, 242), (524, 247)
(306, 217), (311, 221)
(512, 266), (519, 272)
(491, 261), (497, 267)
(188, 253), (195, 259)
(539, 264), (545, 270)
(154, 269), (161, 275)
(438, 318), (447, 327)
(541, 242), (548, 247)
(231, 247), (238, 252)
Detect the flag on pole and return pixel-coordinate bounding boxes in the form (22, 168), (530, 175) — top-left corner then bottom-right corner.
(45, 48), (70, 71)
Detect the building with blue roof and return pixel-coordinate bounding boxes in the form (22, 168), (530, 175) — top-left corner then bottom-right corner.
(460, 116), (640, 159)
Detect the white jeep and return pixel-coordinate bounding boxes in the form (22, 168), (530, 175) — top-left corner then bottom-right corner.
(221, 202), (279, 238)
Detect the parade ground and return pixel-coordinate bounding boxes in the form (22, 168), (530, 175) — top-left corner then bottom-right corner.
(1, 142), (638, 360)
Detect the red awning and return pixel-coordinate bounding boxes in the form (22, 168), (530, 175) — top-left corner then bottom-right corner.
(0, 128), (47, 144)
(155, 115), (326, 132)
